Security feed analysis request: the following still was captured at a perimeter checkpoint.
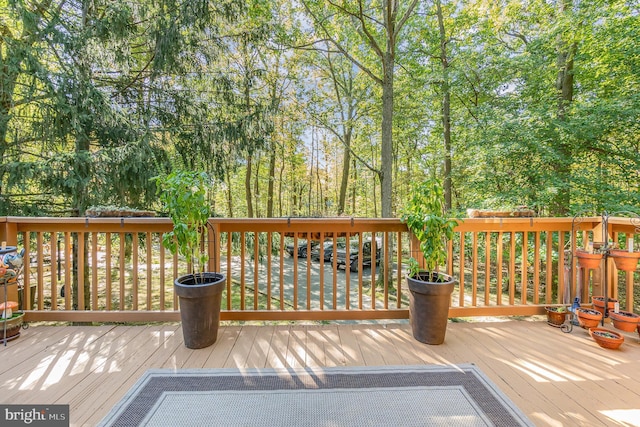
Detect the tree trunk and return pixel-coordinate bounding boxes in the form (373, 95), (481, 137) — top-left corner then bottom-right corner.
(71, 0), (93, 313)
(278, 144), (285, 217)
(551, 0), (575, 216)
(245, 154), (254, 218)
(308, 128), (315, 214)
(0, 55), (19, 172)
(267, 143), (276, 217)
(351, 159), (357, 213)
(338, 129), (352, 215)
(225, 165), (233, 218)
(380, 52), (394, 218)
(254, 153), (261, 218)
(436, 0), (453, 211)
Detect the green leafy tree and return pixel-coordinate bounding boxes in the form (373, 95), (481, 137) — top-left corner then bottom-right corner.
(300, 0), (420, 218)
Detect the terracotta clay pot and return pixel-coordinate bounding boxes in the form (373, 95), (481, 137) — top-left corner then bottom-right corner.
(576, 307), (602, 329)
(589, 328), (624, 350)
(545, 306), (569, 327)
(609, 249), (640, 272)
(592, 296), (618, 317)
(575, 250), (603, 270)
(0, 312), (24, 342)
(609, 310), (640, 332)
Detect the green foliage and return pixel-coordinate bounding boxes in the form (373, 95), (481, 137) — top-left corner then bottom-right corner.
(401, 178), (458, 275)
(1, 0), (639, 219)
(157, 170), (211, 277)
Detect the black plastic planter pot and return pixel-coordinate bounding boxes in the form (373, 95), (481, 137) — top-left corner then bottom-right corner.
(174, 272), (226, 349)
(407, 272), (456, 345)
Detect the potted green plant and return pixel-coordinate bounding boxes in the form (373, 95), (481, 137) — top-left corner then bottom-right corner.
(575, 307), (602, 329)
(157, 170), (226, 349)
(544, 306), (569, 327)
(0, 305), (24, 343)
(401, 178), (459, 345)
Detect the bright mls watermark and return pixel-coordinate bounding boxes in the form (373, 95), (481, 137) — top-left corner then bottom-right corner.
(0, 405), (69, 426)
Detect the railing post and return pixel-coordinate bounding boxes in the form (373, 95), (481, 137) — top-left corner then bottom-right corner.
(0, 218), (18, 246)
(409, 232), (425, 269)
(0, 218), (19, 305)
(590, 221), (606, 299)
(207, 219), (221, 272)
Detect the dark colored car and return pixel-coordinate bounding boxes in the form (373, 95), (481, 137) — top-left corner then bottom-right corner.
(331, 239), (382, 271)
(285, 239), (319, 258)
(311, 240), (347, 262)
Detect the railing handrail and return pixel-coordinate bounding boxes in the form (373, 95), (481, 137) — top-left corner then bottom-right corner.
(0, 215), (637, 323)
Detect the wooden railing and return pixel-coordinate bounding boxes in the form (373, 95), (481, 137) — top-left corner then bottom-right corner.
(0, 216), (637, 323)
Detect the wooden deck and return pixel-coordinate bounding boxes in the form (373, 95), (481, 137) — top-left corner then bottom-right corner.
(1, 319), (639, 426)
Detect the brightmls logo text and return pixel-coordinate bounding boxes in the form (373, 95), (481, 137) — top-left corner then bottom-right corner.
(1, 405), (69, 426)
(4, 408), (46, 424)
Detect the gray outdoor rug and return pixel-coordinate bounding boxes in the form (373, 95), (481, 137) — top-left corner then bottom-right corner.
(98, 364), (534, 427)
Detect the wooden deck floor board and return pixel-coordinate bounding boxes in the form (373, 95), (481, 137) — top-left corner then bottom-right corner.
(264, 325), (291, 369)
(223, 325), (260, 369)
(202, 326), (242, 369)
(304, 325), (326, 367)
(18, 326), (144, 407)
(285, 325), (308, 369)
(0, 324), (73, 364)
(6, 326), (129, 407)
(336, 324), (366, 366)
(75, 324), (183, 426)
(316, 325), (345, 367)
(1, 320), (638, 427)
(463, 321), (634, 426)
(351, 325), (387, 366)
(1, 326), (110, 374)
(245, 324), (275, 368)
(458, 322), (572, 426)
(493, 322), (636, 414)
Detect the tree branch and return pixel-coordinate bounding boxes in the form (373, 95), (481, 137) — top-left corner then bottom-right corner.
(395, 0), (420, 39)
(301, 0), (383, 85)
(504, 31), (529, 45)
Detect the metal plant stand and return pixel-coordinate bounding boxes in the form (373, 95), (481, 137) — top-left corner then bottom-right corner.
(1, 246), (26, 346)
(599, 211), (640, 324)
(570, 211), (640, 330)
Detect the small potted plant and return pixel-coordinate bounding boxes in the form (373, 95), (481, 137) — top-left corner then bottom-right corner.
(592, 296), (617, 318)
(589, 328), (624, 350)
(157, 170), (226, 349)
(0, 301), (24, 342)
(609, 239), (640, 271)
(545, 306), (569, 327)
(609, 310), (640, 332)
(401, 178), (459, 345)
(575, 307), (602, 329)
(575, 249), (603, 270)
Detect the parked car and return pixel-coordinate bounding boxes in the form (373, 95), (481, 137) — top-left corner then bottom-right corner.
(331, 238), (382, 271)
(311, 240), (347, 262)
(285, 239), (319, 258)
